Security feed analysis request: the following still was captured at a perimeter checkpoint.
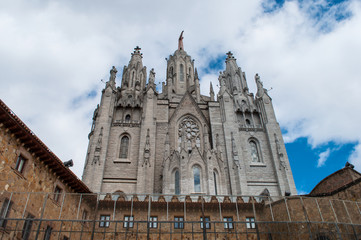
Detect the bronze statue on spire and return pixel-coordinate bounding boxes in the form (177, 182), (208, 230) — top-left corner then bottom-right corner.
(178, 31), (184, 50)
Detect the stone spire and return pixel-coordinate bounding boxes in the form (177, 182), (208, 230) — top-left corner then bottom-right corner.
(210, 82), (215, 101)
(194, 67), (199, 80)
(165, 32), (194, 97)
(121, 46), (147, 92)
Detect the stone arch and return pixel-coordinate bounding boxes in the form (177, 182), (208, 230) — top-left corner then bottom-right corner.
(119, 133), (131, 159)
(130, 70), (136, 87)
(179, 63), (185, 82)
(192, 164), (202, 193)
(172, 168), (181, 195)
(248, 138), (263, 163)
(213, 169), (220, 195)
(124, 114), (131, 123)
(112, 190), (127, 201)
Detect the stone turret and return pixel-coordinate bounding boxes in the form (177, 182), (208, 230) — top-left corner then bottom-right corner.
(121, 46), (147, 99)
(165, 32), (200, 101)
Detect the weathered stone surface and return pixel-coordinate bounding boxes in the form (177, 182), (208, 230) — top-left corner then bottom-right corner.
(82, 43), (296, 196)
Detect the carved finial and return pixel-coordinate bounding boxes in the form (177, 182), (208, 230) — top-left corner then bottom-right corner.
(194, 68), (199, 79)
(210, 82), (214, 101)
(132, 46), (143, 57)
(178, 31), (184, 50)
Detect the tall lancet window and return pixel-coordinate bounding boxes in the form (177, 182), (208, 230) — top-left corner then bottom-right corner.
(119, 136), (129, 159)
(193, 166), (201, 192)
(175, 170), (180, 195)
(196, 137), (200, 148)
(213, 171), (218, 195)
(180, 64), (184, 82)
(250, 141), (260, 163)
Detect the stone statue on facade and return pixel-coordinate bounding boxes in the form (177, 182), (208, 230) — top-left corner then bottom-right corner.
(255, 73), (265, 97)
(149, 68), (155, 85)
(178, 31), (184, 50)
(110, 66), (117, 82)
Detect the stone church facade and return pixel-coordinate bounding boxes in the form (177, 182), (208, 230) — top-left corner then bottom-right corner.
(82, 35), (297, 196)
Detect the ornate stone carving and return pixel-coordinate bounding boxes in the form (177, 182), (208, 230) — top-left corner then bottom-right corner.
(92, 127), (103, 165)
(149, 68), (155, 85)
(275, 133), (287, 170)
(178, 116), (200, 151)
(110, 66), (117, 82)
(255, 73), (264, 98)
(143, 129), (151, 167)
(231, 132), (240, 168)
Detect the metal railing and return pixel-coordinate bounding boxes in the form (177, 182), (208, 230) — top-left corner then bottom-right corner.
(1, 192), (361, 239)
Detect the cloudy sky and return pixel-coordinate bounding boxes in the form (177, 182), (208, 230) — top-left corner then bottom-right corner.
(1, 0), (360, 194)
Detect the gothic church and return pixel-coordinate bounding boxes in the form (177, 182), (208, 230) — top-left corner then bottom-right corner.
(82, 33), (296, 196)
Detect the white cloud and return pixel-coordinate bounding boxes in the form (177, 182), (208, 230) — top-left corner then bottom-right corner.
(317, 148), (331, 167)
(297, 189), (308, 195)
(1, 0), (361, 178)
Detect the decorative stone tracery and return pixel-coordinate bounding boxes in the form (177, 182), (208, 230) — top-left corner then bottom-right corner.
(178, 116), (200, 151)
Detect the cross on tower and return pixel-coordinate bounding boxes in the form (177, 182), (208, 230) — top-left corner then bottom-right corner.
(226, 51), (233, 59)
(134, 46), (141, 53)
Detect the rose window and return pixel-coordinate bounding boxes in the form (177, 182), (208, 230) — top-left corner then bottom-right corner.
(178, 117), (200, 151)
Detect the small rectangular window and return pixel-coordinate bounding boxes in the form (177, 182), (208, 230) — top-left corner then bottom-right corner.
(223, 217), (233, 229)
(15, 155), (26, 173)
(53, 186), (62, 202)
(82, 210), (88, 224)
(22, 213), (34, 240)
(149, 216), (158, 228)
(0, 198), (13, 228)
(174, 216), (184, 229)
(246, 217), (256, 229)
(200, 217), (210, 229)
(99, 215), (110, 228)
(43, 226), (52, 240)
(123, 215), (134, 228)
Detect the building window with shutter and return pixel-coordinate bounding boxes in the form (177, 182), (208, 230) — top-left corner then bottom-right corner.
(15, 155), (26, 173)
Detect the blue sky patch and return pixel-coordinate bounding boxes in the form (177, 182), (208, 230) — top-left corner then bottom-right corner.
(286, 137), (357, 194)
(263, 0), (352, 30)
(202, 55), (225, 74)
(262, 0), (285, 13)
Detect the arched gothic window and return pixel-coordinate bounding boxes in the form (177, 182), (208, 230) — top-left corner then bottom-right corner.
(125, 114), (131, 123)
(250, 140), (261, 163)
(119, 136), (129, 159)
(175, 170), (180, 195)
(213, 170), (218, 195)
(180, 64), (184, 82)
(193, 166), (201, 192)
(131, 71), (135, 87)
